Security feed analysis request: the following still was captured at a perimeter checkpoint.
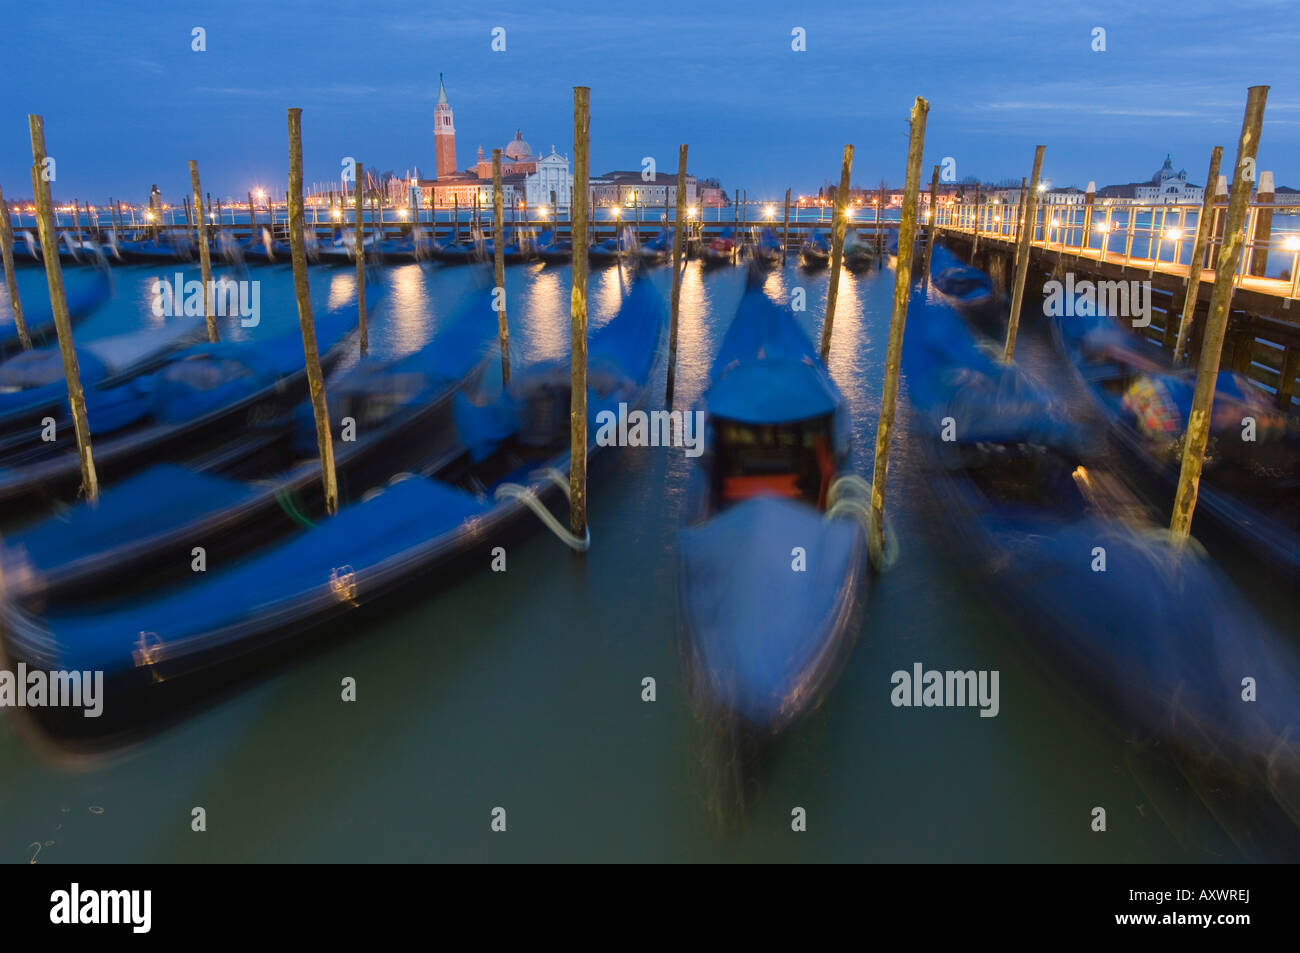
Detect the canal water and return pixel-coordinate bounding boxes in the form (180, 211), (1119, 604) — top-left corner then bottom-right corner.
(0, 252), (1291, 862)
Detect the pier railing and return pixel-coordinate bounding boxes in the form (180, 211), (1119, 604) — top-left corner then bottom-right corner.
(937, 199), (1300, 407)
(935, 198), (1300, 298)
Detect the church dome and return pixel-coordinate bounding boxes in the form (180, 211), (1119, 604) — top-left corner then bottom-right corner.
(504, 129), (532, 160)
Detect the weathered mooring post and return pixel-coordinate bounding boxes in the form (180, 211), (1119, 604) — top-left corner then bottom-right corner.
(969, 185), (982, 262)
(782, 187), (791, 265)
(287, 108), (339, 517)
(921, 163), (940, 280)
(1249, 170), (1274, 276)
(1080, 181), (1096, 251)
(189, 161), (218, 343)
(1170, 86), (1268, 543)
(570, 86), (591, 545)
(0, 183), (30, 350)
(820, 144), (854, 361)
(1003, 146), (1045, 362)
(869, 96), (929, 569)
(1173, 147), (1223, 365)
(29, 115), (97, 501)
(149, 186), (160, 242)
(353, 162), (368, 354)
(666, 143), (688, 405)
(492, 148), (511, 386)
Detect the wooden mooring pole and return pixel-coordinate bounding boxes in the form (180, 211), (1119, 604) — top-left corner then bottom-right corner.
(781, 187), (791, 265)
(189, 161), (218, 343)
(287, 108), (339, 517)
(666, 143), (688, 405)
(869, 96), (928, 568)
(1170, 86), (1268, 543)
(570, 86), (591, 544)
(820, 144), (854, 361)
(492, 148), (511, 385)
(922, 163), (940, 281)
(29, 115), (97, 501)
(1002, 145), (1044, 363)
(353, 162), (368, 354)
(0, 183), (30, 350)
(1172, 146), (1223, 366)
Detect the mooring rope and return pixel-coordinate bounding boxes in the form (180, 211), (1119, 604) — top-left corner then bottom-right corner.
(494, 467), (591, 552)
(825, 474), (900, 571)
(274, 487), (316, 529)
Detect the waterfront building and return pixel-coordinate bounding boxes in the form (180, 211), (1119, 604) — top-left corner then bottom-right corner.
(414, 75), (574, 211)
(1099, 155), (1204, 204)
(590, 170), (697, 209)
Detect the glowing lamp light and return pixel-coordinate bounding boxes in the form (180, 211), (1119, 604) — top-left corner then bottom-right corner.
(537, 206), (549, 218)
(764, 205), (775, 220)
(1050, 218), (1060, 228)
(1285, 235), (1300, 252)
(398, 208), (408, 219)
(611, 207), (622, 219)
(1095, 221), (1110, 233)
(1164, 227), (1183, 241)
(993, 214), (1001, 223)
(332, 210), (342, 221)
(1036, 183), (1047, 192)
(145, 211), (154, 222)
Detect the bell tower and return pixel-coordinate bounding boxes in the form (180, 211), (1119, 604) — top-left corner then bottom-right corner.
(434, 73), (456, 179)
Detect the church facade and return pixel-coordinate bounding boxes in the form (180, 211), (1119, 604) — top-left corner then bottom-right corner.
(416, 76), (573, 211)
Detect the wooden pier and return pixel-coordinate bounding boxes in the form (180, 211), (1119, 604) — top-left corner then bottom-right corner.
(934, 197), (1300, 408)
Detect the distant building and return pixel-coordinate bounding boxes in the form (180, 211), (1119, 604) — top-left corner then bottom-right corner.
(1043, 186), (1086, 205)
(590, 170), (697, 208)
(1099, 155), (1203, 204)
(413, 76), (573, 210)
(524, 147), (573, 209)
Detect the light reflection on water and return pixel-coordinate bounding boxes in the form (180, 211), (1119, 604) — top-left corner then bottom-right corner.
(0, 254), (1276, 862)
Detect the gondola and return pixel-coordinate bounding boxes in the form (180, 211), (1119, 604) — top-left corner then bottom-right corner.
(430, 235), (486, 264)
(534, 229), (572, 264)
(0, 288), (369, 516)
(1, 264), (111, 358)
(309, 232), (369, 266)
(751, 227), (782, 268)
(678, 268), (867, 734)
(638, 227), (671, 265)
(1, 271), (665, 742)
(2, 283), (497, 605)
(1050, 297), (1300, 584)
(112, 235), (198, 264)
(587, 234), (623, 266)
(0, 313), (206, 439)
(235, 229), (294, 264)
(929, 245), (994, 308)
(842, 230), (877, 273)
(798, 228), (830, 269)
(903, 290), (1300, 840)
(698, 228), (736, 269)
(481, 235), (537, 265)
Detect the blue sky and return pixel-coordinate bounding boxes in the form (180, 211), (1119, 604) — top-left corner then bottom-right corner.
(3, 0), (1297, 204)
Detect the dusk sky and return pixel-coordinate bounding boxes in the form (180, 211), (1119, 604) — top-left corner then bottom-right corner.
(4, 0), (1298, 204)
